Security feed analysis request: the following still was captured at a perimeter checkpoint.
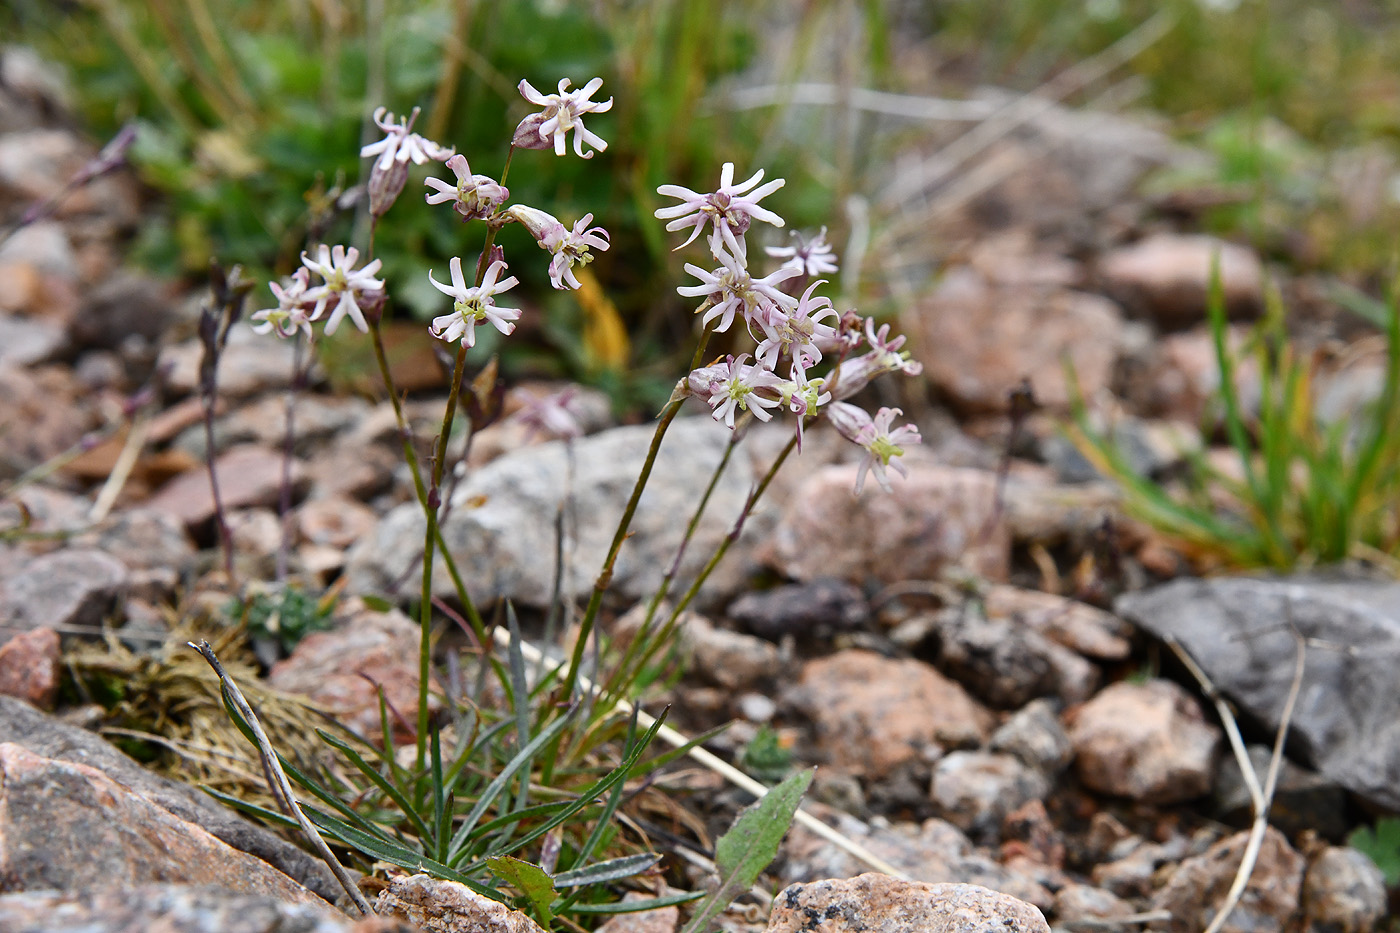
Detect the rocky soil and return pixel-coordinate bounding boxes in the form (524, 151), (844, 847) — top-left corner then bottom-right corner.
(0, 44), (1395, 933)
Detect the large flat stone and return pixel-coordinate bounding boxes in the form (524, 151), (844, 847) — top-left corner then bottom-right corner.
(1116, 576), (1400, 811)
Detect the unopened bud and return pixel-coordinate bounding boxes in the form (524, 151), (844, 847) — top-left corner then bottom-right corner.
(368, 158), (410, 218)
(511, 113), (551, 150)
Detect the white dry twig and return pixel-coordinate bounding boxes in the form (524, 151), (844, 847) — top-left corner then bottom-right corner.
(495, 627), (911, 880)
(1166, 630), (1306, 933)
(190, 640), (375, 917)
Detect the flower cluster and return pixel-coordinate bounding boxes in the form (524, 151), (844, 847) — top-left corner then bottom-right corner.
(656, 165), (923, 493)
(253, 79), (614, 348)
(249, 76), (924, 493)
(252, 245), (385, 337)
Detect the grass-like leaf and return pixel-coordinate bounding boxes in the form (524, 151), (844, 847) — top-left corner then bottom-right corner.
(446, 703), (578, 864)
(568, 891), (705, 914)
(553, 852), (660, 888)
(315, 728), (433, 843)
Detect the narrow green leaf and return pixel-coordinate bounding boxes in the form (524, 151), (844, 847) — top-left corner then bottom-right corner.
(446, 704), (577, 862)
(464, 712), (669, 871)
(200, 786), (298, 830)
(553, 852), (660, 888)
(304, 804), (501, 901)
(566, 890), (705, 914)
(315, 728), (433, 843)
(679, 769), (814, 933)
(573, 709), (640, 870)
(431, 726), (448, 862)
(487, 855), (557, 926)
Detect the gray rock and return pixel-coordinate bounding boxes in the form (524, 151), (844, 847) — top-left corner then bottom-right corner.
(780, 810), (1052, 911)
(144, 445), (305, 528)
(160, 323), (306, 398)
(0, 221), (75, 277)
(1302, 846), (1388, 933)
(1116, 576), (1400, 811)
(929, 751), (1049, 841)
(344, 418), (769, 608)
(682, 614), (782, 692)
(0, 311), (65, 367)
(790, 649), (993, 778)
(766, 875), (1049, 933)
(71, 507), (196, 573)
(71, 272), (178, 350)
(902, 607), (1099, 708)
(1089, 835), (1192, 900)
(1053, 882), (1135, 924)
(1066, 679), (1219, 804)
(1214, 745), (1349, 841)
(0, 366), (93, 480)
(988, 699), (1074, 776)
(1098, 233), (1263, 328)
(0, 885), (361, 933)
(0, 547), (128, 635)
(0, 695), (340, 902)
(377, 873), (544, 933)
(0, 743), (329, 906)
(765, 458), (1010, 585)
(998, 477), (1121, 554)
(727, 577), (869, 643)
(912, 267), (1128, 414)
(982, 585), (1133, 661)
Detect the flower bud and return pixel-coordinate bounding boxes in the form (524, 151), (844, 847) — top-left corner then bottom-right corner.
(511, 112), (552, 150)
(367, 157), (410, 218)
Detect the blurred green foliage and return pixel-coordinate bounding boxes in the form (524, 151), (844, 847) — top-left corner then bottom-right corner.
(12, 0), (1400, 398)
(1348, 817), (1400, 887)
(6, 0), (842, 405)
(1071, 273), (1400, 571)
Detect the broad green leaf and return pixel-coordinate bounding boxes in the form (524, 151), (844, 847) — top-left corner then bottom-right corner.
(487, 855), (557, 926)
(679, 769), (813, 933)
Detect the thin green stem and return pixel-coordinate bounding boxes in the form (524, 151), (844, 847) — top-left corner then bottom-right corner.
(414, 221), (508, 767)
(667, 433), (797, 624)
(602, 430), (739, 705)
(560, 330), (713, 703)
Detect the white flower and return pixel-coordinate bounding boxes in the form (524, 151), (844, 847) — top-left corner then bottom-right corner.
(677, 240), (798, 334)
(516, 77), (613, 159)
(251, 268), (316, 340)
(692, 354), (785, 428)
(300, 244), (384, 335)
(656, 162), (786, 257)
(826, 402), (921, 494)
(775, 369), (831, 451)
(766, 226), (839, 277)
(507, 205), (610, 290)
(425, 154), (509, 221)
(360, 106), (453, 171)
(543, 214), (610, 290)
(427, 257), (521, 348)
(828, 319), (923, 400)
(753, 279), (838, 380)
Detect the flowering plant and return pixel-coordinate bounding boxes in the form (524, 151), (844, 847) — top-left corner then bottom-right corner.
(230, 71), (924, 923)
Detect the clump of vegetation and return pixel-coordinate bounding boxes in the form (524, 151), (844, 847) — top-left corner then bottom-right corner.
(1071, 271), (1400, 571)
(232, 584), (336, 657)
(163, 38), (925, 921)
